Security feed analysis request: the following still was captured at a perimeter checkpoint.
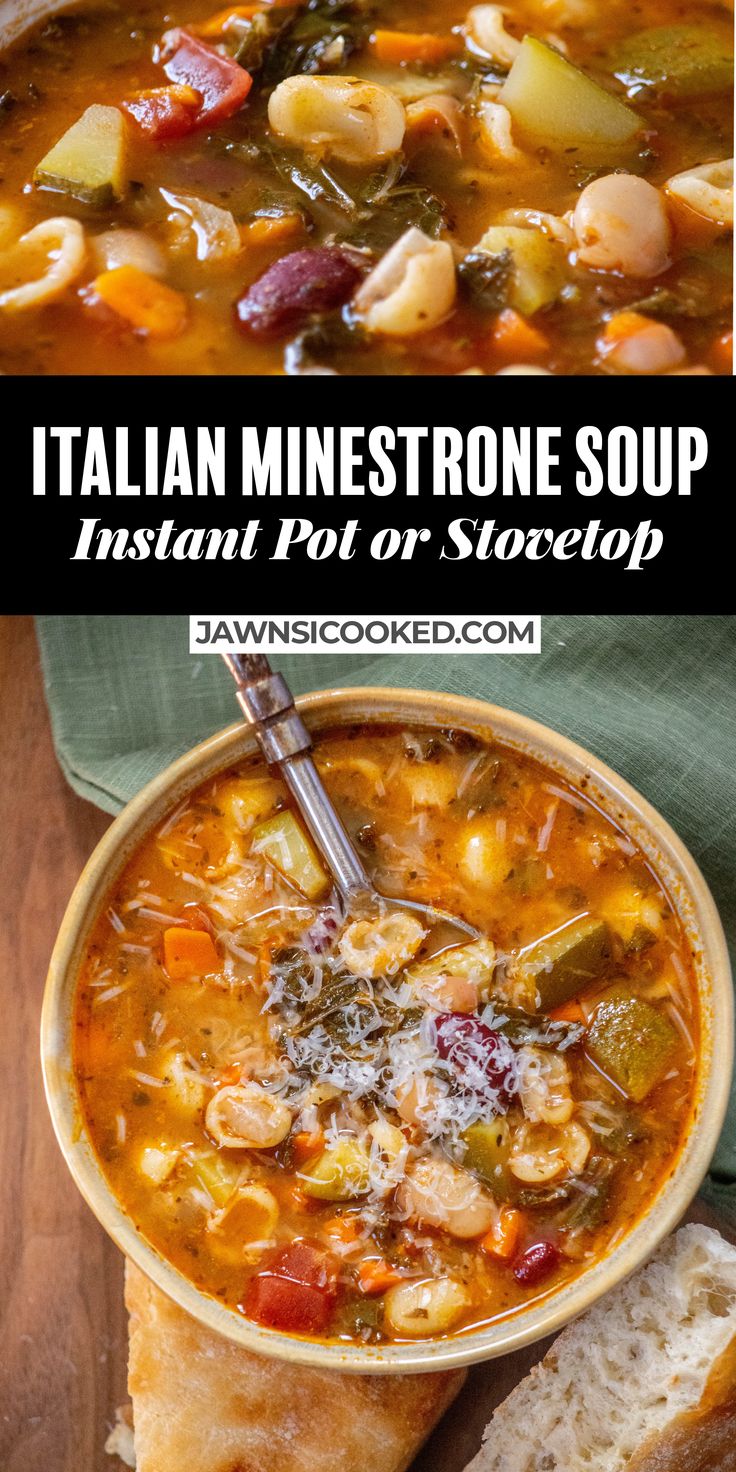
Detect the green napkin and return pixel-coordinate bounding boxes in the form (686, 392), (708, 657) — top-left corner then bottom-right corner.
(36, 614), (736, 1210)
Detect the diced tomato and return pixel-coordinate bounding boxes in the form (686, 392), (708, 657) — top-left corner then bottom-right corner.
(246, 1273), (334, 1334)
(122, 84), (202, 140)
(162, 30), (252, 126)
(246, 1239), (338, 1333)
(178, 902), (215, 935)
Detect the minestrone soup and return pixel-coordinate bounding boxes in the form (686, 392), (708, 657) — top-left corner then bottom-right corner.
(73, 724), (701, 1345)
(0, 0), (732, 373)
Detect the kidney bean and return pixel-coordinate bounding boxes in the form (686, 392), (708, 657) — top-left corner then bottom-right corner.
(235, 248), (363, 339)
(512, 1240), (561, 1286)
(432, 1012), (517, 1109)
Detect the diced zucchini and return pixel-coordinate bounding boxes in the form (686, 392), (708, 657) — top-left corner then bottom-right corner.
(500, 37), (641, 150)
(462, 1119), (513, 1199)
(34, 105), (128, 208)
(191, 1151), (243, 1208)
(609, 25), (733, 99)
(587, 993), (678, 1102)
(301, 1139), (372, 1200)
(513, 915), (612, 1011)
(251, 810), (329, 900)
(475, 226), (566, 316)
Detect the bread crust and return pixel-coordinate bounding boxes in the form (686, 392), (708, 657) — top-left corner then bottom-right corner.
(125, 1261), (465, 1472)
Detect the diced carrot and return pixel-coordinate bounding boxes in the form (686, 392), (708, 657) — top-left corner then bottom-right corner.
(292, 1128), (325, 1164)
(711, 329), (733, 375)
(163, 925), (219, 978)
(357, 1258), (405, 1295)
(548, 1000), (586, 1024)
(218, 1062), (242, 1086)
(286, 1183), (312, 1211)
(244, 214), (304, 247)
(196, 4), (262, 33)
(601, 310), (651, 347)
(491, 308), (549, 362)
(481, 1208), (524, 1261)
(371, 29), (461, 64)
(92, 267), (188, 341)
(322, 1213), (362, 1244)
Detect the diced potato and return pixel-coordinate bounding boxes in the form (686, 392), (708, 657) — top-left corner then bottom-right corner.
(402, 763), (459, 808)
(251, 810), (329, 900)
(511, 914), (612, 1011)
(34, 105), (128, 207)
(597, 882), (664, 943)
(139, 1143), (179, 1184)
(462, 1118), (513, 1197)
(301, 1138), (372, 1200)
(475, 226), (567, 316)
(383, 1277), (470, 1336)
(164, 1051), (208, 1115)
(369, 1117), (408, 1160)
(500, 37), (641, 150)
(458, 820), (509, 889)
(217, 775), (282, 830)
(587, 993), (678, 1102)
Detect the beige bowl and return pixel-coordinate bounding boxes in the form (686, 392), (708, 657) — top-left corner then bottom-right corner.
(42, 686), (733, 1373)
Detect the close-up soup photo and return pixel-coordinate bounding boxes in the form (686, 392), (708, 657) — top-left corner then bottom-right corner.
(0, 0), (732, 372)
(2, 614), (736, 1472)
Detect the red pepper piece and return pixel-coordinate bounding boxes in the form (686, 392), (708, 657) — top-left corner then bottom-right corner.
(512, 1240), (561, 1286)
(122, 85), (202, 140)
(245, 1239), (338, 1334)
(162, 30), (252, 126)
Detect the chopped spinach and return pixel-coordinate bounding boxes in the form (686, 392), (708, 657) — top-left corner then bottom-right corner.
(560, 1158), (615, 1231)
(458, 249), (513, 312)
(285, 310), (369, 373)
(260, 0), (373, 83)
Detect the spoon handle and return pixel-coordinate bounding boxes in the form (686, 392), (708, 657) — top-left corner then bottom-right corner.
(221, 653), (372, 904)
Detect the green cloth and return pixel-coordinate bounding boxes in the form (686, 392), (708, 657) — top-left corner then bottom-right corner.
(36, 614), (736, 1209)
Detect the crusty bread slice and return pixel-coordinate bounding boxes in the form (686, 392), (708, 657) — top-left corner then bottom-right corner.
(464, 1224), (736, 1472)
(123, 1260), (466, 1472)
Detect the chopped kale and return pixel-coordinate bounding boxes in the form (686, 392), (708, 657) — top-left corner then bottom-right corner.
(458, 249), (513, 312)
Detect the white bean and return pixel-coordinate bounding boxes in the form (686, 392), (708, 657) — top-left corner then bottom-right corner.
(601, 315), (685, 374)
(91, 228), (167, 278)
(397, 1156), (496, 1238)
(352, 226), (456, 335)
(384, 1277), (470, 1336)
(574, 174), (670, 278)
(0, 216), (86, 311)
(268, 75), (405, 165)
(205, 1082), (292, 1149)
(665, 158), (733, 228)
(496, 364), (553, 374)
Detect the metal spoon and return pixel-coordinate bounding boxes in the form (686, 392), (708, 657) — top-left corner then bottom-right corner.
(221, 653), (479, 945)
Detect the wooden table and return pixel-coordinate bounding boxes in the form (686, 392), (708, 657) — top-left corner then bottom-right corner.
(0, 613), (729, 1472)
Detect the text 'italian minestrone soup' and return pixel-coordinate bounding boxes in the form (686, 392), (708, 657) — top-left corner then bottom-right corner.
(0, 0), (732, 373)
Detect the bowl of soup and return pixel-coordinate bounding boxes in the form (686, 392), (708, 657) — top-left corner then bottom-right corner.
(42, 686), (732, 1370)
(0, 0), (732, 374)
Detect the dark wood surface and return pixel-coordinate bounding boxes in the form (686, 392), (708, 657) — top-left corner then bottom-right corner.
(0, 612), (730, 1472)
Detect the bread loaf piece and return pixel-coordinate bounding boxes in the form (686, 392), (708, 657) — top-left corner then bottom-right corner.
(124, 1260), (466, 1472)
(464, 1224), (736, 1472)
